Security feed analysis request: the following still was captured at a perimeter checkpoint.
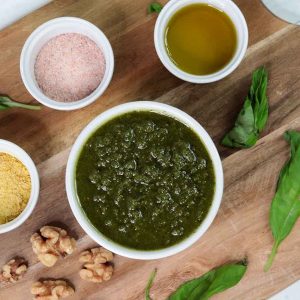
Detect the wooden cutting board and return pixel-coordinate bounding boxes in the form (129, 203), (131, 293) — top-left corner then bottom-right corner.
(0, 0), (300, 299)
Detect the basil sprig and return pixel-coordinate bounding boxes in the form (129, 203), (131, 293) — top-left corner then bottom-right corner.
(222, 67), (268, 148)
(145, 261), (247, 300)
(145, 268), (157, 300)
(168, 261), (247, 300)
(264, 131), (300, 271)
(0, 96), (40, 111)
(148, 2), (163, 14)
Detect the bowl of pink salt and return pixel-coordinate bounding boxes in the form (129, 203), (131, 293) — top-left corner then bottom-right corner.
(20, 17), (114, 110)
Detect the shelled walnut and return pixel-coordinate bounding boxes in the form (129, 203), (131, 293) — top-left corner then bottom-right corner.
(0, 257), (27, 283)
(31, 226), (76, 267)
(31, 280), (74, 300)
(79, 247), (114, 283)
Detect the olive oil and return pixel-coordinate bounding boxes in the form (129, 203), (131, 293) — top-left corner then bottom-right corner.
(165, 4), (237, 75)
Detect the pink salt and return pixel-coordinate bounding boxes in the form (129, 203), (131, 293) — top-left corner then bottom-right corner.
(34, 33), (106, 102)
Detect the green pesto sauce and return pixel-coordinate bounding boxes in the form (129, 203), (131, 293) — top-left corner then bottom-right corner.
(76, 111), (215, 250)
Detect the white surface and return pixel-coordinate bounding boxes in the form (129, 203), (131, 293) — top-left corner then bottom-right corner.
(262, 0), (300, 24)
(20, 17), (114, 111)
(0, 139), (40, 234)
(270, 281), (300, 300)
(154, 0), (248, 83)
(66, 101), (224, 260)
(0, 0), (51, 30)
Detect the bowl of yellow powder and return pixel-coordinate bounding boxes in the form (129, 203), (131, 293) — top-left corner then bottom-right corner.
(0, 140), (39, 233)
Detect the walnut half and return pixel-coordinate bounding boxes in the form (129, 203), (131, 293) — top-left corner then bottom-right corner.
(31, 280), (74, 300)
(0, 257), (27, 283)
(30, 226), (76, 267)
(79, 247), (114, 283)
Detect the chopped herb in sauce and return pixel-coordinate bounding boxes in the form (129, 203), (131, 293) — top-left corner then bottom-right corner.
(76, 111), (215, 250)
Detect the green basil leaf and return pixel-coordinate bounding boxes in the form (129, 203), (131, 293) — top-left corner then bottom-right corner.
(145, 269), (157, 300)
(221, 98), (257, 148)
(148, 2), (163, 14)
(0, 96), (41, 111)
(251, 67), (268, 132)
(265, 130), (300, 271)
(200, 262), (247, 299)
(222, 67), (268, 148)
(168, 271), (214, 300)
(168, 261), (247, 300)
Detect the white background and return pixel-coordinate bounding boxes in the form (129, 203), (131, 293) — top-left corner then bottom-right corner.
(262, 0), (300, 24)
(0, 0), (51, 30)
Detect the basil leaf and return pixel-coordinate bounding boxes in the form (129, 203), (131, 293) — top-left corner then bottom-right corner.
(148, 2), (163, 14)
(200, 262), (247, 299)
(222, 98), (257, 148)
(145, 269), (157, 300)
(251, 67), (268, 133)
(222, 67), (268, 148)
(0, 96), (41, 111)
(168, 272), (214, 300)
(264, 131), (300, 271)
(168, 260), (247, 300)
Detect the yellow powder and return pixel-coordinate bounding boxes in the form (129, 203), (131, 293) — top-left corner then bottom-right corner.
(0, 152), (31, 224)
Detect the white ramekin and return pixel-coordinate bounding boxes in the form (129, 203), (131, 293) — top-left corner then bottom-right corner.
(66, 101), (223, 259)
(0, 140), (40, 234)
(20, 17), (114, 111)
(154, 0), (248, 83)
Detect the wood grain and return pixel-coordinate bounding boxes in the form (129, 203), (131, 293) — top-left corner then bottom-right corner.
(0, 0), (299, 299)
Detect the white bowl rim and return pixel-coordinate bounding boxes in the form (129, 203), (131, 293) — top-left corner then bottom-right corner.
(20, 17), (114, 111)
(66, 101), (224, 259)
(0, 139), (40, 234)
(261, 0), (300, 25)
(154, 0), (249, 83)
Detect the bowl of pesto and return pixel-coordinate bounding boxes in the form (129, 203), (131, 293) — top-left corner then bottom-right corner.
(66, 101), (223, 259)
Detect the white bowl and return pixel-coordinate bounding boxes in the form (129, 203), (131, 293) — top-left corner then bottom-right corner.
(20, 17), (114, 111)
(262, 0), (300, 24)
(66, 101), (223, 259)
(0, 140), (39, 234)
(154, 0), (248, 83)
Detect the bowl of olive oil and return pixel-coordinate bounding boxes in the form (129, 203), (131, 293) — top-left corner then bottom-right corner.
(154, 0), (248, 83)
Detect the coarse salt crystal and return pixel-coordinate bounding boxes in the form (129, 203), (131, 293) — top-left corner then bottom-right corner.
(34, 33), (106, 102)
